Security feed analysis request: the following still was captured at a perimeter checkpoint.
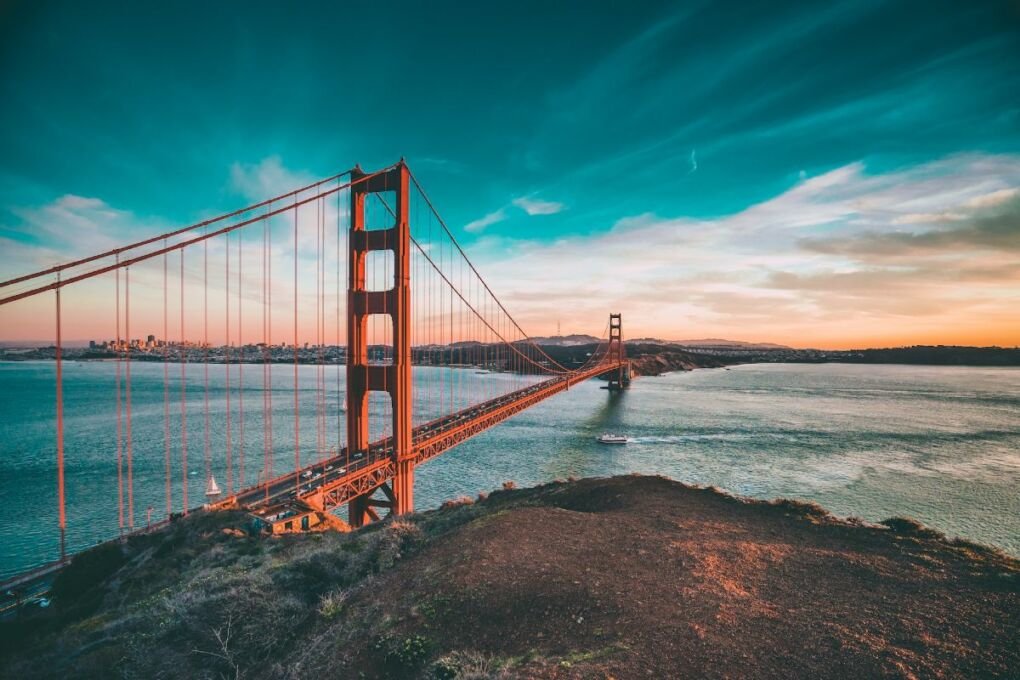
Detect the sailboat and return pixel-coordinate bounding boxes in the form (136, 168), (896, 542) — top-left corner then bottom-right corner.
(205, 474), (222, 497)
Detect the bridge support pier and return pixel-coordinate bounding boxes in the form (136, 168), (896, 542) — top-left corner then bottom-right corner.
(393, 458), (415, 515)
(346, 162), (415, 528)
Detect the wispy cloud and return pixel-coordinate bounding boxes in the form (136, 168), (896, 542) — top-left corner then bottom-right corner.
(512, 196), (565, 216)
(801, 196), (1020, 258)
(410, 157), (466, 174)
(4, 153), (1018, 348)
(229, 156), (316, 202)
(3, 195), (158, 269)
(469, 153), (1020, 347)
(463, 194), (565, 234)
(464, 208), (507, 234)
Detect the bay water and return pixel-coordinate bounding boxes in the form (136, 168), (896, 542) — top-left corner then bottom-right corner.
(1, 361), (1018, 578)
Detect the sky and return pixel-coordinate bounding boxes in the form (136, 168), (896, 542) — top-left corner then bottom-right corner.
(1, 0), (1019, 348)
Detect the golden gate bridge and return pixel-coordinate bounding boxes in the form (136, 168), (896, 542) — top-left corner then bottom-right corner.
(0, 161), (629, 579)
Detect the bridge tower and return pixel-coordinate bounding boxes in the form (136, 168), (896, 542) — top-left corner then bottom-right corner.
(607, 313), (630, 391)
(347, 162), (414, 527)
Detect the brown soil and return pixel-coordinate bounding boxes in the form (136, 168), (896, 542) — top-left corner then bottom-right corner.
(344, 476), (1019, 678)
(4, 475), (1017, 679)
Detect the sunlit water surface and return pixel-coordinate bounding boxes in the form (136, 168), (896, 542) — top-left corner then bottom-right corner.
(2, 361), (1018, 577)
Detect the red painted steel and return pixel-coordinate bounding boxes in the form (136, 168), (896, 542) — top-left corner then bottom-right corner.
(218, 354), (625, 515)
(55, 282), (65, 560)
(294, 206), (301, 491)
(346, 163), (414, 526)
(125, 268), (134, 528)
(164, 249), (172, 515)
(180, 250), (189, 515)
(226, 234), (232, 495)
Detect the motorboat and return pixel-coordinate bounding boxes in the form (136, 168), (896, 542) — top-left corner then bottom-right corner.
(597, 433), (628, 445)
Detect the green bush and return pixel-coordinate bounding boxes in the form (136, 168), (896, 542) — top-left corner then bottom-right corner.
(378, 634), (432, 674)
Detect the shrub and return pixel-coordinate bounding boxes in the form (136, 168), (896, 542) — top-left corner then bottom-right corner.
(388, 519), (424, 542)
(430, 650), (504, 679)
(881, 516), (945, 539)
(770, 498), (831, 519)
(376, 519), (425, 571)
(317, 588), (349, 620)
(377, 634), (432, 674)
(441, 496), (474, 509)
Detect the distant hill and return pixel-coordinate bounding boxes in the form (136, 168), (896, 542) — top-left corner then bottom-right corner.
(533, 335), (792, 350)
(628, 337), (792, 350)
(0, 340), (93, 349)
(530, 334), (601, 346)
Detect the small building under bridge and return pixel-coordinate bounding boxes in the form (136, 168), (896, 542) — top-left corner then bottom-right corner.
(248, 500), (348, 535)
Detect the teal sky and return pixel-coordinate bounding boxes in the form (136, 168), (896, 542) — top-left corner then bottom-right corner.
(1, 1), (1019, 347)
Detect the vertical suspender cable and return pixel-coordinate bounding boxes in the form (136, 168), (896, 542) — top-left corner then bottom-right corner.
(429, 200), (434, 419)
(180, 250), (188, 514)
(342, 183), (346, 454)
(55, 278), (65, 561)
(265, 203), (273, 499)
(204, 239), (210, 491)
(115, 258), (123, 531)
(316, 200), (320, 455)
(381, 197), (385, 445)
(226, 233), (232, 495)
(293, 203), (300, 488)
(268, 207), (273, 485)
(321, 197), (327, 457)
(314, 198), (320, 458)
(317, 197), (325, 459)
(314, 198), (319, 458)
(163, 245), (171, 516)
(262, 209), (269, 497)
(238, 226), (244, 489)
(125, 266), (133, 528)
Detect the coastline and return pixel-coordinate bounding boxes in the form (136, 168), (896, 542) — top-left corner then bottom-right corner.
(3, 475), (1016, 678)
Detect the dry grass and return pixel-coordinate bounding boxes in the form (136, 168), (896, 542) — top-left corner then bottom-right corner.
(2, 476), (1017, 679)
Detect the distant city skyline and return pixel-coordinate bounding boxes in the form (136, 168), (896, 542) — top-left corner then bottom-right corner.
(2, 1), (1019, 348)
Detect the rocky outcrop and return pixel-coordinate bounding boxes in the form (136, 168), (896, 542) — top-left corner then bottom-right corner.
(626, 346), (730, 376)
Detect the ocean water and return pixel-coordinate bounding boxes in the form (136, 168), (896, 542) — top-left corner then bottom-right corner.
(1, 361), (1018, 578)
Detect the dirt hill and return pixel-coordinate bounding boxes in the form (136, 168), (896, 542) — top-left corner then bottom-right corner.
(2, 476), (1017, 679)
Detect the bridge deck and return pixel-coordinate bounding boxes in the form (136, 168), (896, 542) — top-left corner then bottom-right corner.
(216, 360), (624, 514)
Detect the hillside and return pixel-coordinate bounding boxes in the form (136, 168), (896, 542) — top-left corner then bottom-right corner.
(623, 342), (729, 375)
(2, 476), (1017, 679)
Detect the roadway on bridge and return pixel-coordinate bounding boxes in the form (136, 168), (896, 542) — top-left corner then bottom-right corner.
(227, 360), (623, 512)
